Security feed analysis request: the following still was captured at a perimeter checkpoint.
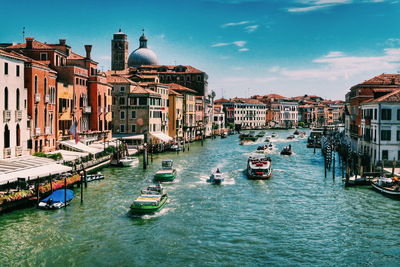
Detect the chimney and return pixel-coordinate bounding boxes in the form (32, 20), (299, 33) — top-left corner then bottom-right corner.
(59, 39), (66, 45)
(84, 45), (92, 59)
(25, 37), (34, 49)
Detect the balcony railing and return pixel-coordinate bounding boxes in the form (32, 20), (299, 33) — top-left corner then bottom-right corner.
(45, 94), (50, 103)
(15, 110), (22, 121)
(3, 148), (11, 159)
(3, 110), (11, 122)
(34, 127), (41, 136)
(15, 146), (22, 157)
(83, 106), (91, 114)
(45, 126), (51, 135)
(35, 93), (41, 103)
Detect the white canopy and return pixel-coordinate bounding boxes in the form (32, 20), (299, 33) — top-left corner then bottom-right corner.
(48, 150), (89, 161)
(122, 135), (144, 140)
(150, 132), (173, 143)
(58, 140), (103, 154)
(0, 164), (72, 185)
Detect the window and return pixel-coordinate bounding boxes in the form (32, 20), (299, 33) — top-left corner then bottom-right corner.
(397, 109), (400, 121)
(119, 97), (126, 105)
(381, 109), (392, 120)
(382, 150), (388, 161)
(131, 124), (136, 133)
(4, 62), (8, 75)
(16, 88), (20, 110)
(120, 124), (125, 133)
(4, 87), (9, 110)
(397, 130), (400, 141)
(120, 86), (125, 92)
(16, 65), (20, 77)
(374, 109), (377, 120)
(381, 130), (391, 141)
(131, 111), (136, 119)
(120, 111), (125, 120)
(40, 53), (48, 60)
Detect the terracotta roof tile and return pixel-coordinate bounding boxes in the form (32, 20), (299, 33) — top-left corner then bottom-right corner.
(165, 83), (197, 94)
(106, 75), (136, 84)
(367, 89), (400, 103)
(6, 39), (54, 50)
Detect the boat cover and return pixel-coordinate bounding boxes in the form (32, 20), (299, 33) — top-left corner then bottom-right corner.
(41, 189), (74, 203)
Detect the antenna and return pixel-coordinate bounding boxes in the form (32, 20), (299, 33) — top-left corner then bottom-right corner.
(22, 27), (25, 42)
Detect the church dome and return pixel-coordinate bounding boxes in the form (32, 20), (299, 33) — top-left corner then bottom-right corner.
(128, 33), (158, 67)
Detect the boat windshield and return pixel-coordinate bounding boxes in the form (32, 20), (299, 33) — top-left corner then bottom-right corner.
(162, 160), (173, 169)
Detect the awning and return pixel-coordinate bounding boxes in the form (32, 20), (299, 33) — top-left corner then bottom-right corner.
(150, 132), (173, 143)
(0, 163), (72, 185)
(58, 140), (103, 154)
(121, 134), (144, 140)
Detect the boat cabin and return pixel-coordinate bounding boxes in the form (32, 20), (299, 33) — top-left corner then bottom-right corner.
(161, 160), (173, 170)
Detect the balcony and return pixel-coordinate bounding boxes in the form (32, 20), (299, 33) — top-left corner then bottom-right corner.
(15, 146), (22, 157)
(45, 126), (51, 135)
(34, 127), (41, 136)
(45, 94), (50, 103)
(3, 148), (11, 159)
(15, 110), (22, 121)
(83, 106), (91, 114)
(104, 107), (108, 113)
(3, 110), (11, 122)
(98, 107), (103, 114)
(35, 93), (41, 103)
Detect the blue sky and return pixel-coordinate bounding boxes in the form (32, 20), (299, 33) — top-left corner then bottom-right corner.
(1, 0), (400, 99)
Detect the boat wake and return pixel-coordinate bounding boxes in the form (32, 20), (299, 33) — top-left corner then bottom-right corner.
(140, 207), (173, 219)
(273, 169), (286, 172)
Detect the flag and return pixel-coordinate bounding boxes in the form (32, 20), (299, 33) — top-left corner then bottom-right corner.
(69, 121), (79, 144)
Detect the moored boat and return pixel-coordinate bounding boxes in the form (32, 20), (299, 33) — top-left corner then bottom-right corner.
(246, 156), (272, 179)
(209, 169), (224, 185)
(38, 189), (74, 209)
(287, 135), (295, 140)
(221, 133), (228, 139)
(371, 176), (400, 198)
(85, 172), (105, 182)
(154, 160), (177, 182)
(130, 184), (168, 214)
(271, 133), (277, 138)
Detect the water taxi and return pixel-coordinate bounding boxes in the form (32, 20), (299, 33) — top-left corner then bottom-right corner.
(130, 184), (168, 214)
(280, 145), (292, 155)
(246, 156), (272, 179)
(154, 160), (177, 182)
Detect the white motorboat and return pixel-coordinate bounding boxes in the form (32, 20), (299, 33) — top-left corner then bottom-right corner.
(209, 170), (224, 185)
(120, 156), (139, 167)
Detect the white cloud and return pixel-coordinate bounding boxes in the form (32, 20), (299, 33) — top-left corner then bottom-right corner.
(386, 38), (400, 47)
(245, 25), (259, 33)
(222, 21), (251, 27)
(211, 42), (230, 47)
(279, 48), (400, 80)
(288, 0), (351, 12)
(233, 41), (247, 47)
(268, 66), (282, 73)
(238, 48), (249, 52)
(324, 51), (345, 57)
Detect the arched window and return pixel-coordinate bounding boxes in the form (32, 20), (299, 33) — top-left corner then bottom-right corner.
(4, 124), (10, 148)
(44, 77), (47, 95)
(44, 107), (47, 127)
(16, 124), (20, 146)
(34, 108), (38, 128)
(16, 88), (20, 110)
(4, 87), (8, 110)
(34, 76), (38, 94)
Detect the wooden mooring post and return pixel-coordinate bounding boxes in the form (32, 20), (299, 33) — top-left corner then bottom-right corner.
(332, 151), (336, 180)
(80, 173), (83, 204)
(64, 178), (67, 209)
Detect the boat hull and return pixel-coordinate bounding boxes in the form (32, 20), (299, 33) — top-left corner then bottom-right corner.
(130, 195), (168, 214)
(154, 170), (177, 182)
(371, 182), (400, 199)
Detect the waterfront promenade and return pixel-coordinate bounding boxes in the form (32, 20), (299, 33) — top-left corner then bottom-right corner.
(1, 130), (399, 266)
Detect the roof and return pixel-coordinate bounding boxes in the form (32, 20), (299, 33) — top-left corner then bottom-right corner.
(69, 51), (85, 60)
(214, 98), (231, 103)
(232, 98), (265, 105)
(139, 65), (204, 74)
(169, 89), (182, 96)
(359, 73), (400, 86)
(6, 39), (54, 50)
(106, 75), (136, 84)
(165, 83), (197, 94)
(0, 49), (26, 61)
(363, 89), (400, 104)
(131, 86), (161, 96)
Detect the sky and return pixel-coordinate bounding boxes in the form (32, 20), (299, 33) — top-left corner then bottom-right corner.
(1, 0), (400, 100)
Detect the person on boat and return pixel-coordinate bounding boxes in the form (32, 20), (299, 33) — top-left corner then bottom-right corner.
(47, 198), (53, 206)
(289, 144), (291, 150)
(216, 168), (220, 173)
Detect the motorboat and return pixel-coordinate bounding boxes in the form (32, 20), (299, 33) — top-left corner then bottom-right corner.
(287, 135), (295, 140)
(271, 133), (277, 138)
(280, 145), (292, 155)
(307, 128), (323, 148)
(255, 145), (270, 153)
(246, 156), (272, 179)
(154, 160), (177, 182)
(371, 176), (400, 198)
(38, 189), (74, 209)
(209, 169), (224, 185)
(170, 144), (181, 151)
(257, 131), (266, 138)
(120, 156), (138, 166)
(293, 129), (300, 135)
(221, 133), (228, 139)
(130, 184), (168, 214)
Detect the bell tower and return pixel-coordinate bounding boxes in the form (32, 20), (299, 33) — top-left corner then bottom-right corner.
(111, 29), (128, 70)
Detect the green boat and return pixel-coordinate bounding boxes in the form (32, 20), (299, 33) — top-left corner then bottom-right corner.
(154, 160), (177, 181)
(130, 185), (168, 214)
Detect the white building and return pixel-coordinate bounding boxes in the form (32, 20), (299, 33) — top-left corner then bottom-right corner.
(218, 98), (266, 129)
(0, 50), (29, 159)
(360, 89), (400, 163)
(213, 104), (225, 133)
(279, 100), (298, 128)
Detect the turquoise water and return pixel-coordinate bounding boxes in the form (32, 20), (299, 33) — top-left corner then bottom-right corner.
(1, 130), (400, 266)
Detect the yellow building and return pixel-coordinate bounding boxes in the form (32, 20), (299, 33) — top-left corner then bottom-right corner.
(168, 89), (183, 140)
(56, 82), (73, 140)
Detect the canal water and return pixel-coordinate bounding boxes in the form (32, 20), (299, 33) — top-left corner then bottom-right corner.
(1, 130), (400, 266)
